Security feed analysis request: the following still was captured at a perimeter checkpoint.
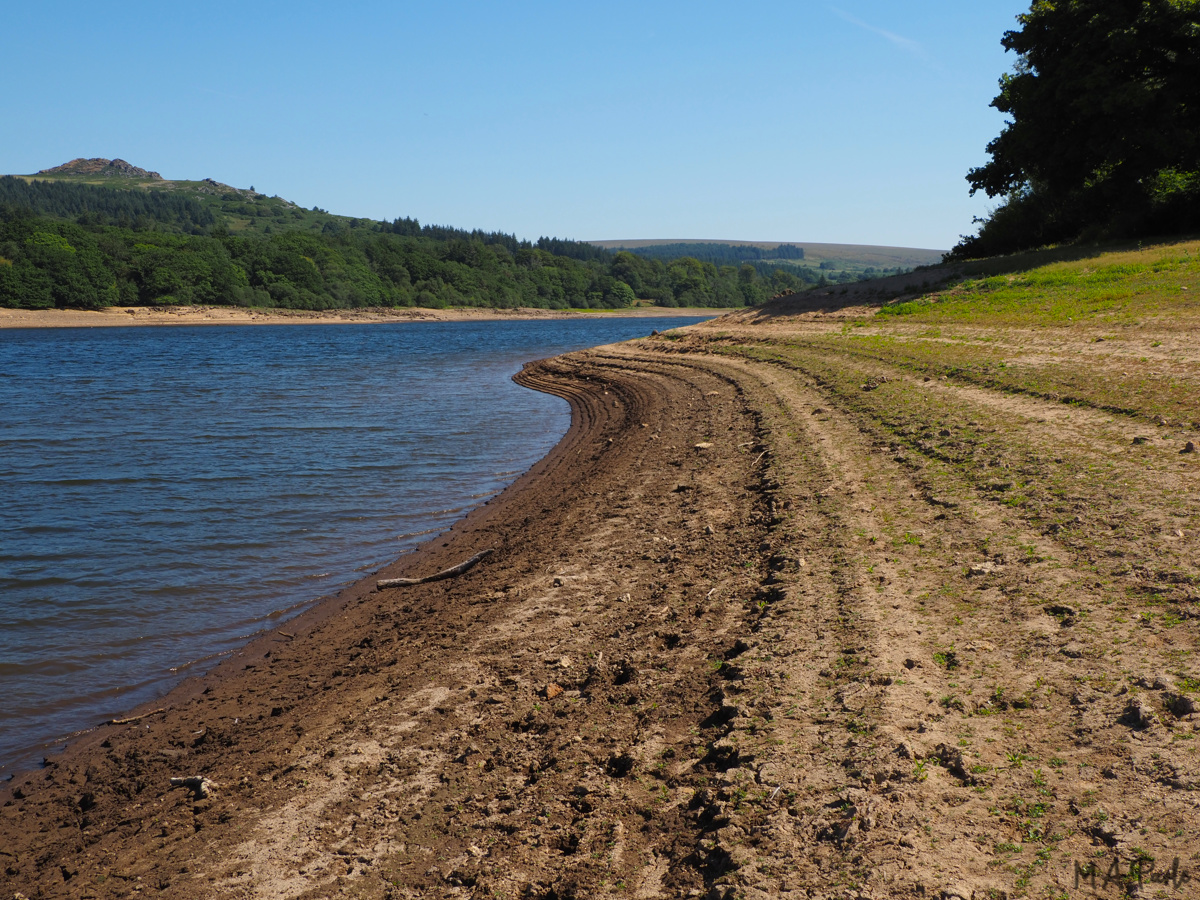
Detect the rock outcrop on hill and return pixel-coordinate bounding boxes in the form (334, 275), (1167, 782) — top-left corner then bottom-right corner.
(37, 157), (163, 179)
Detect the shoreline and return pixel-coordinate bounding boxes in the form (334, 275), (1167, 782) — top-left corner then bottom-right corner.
(0, 304), (731, 329)
(4, 302), (1198, 898)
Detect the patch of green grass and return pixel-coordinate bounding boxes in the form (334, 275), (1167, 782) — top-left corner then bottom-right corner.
(878, 240), (1200, 326)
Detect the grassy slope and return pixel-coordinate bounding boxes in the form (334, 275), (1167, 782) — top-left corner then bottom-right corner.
(867, 239), (1200, 424)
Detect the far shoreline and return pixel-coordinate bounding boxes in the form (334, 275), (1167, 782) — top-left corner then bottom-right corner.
(0, 304), (732, 329)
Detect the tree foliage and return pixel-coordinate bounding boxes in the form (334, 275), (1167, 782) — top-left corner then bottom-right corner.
(616, 242), (805, 264)
(954, 0), (1200, 258)
(0, 175), (215, 232)
(0, 208), (810, 312)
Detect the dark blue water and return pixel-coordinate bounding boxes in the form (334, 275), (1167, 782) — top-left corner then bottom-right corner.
(0, 316), (709, 773)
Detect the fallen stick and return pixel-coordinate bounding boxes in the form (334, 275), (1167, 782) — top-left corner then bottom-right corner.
(376, 549), (495, 590)
(105, 708), (165, 726)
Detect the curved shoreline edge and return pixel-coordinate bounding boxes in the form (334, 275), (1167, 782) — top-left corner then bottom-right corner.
(4, 313), (1199, 899)
(0, 350), (608, 781)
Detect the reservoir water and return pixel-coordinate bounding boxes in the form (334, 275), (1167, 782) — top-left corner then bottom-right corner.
(0, 316), (710, 774)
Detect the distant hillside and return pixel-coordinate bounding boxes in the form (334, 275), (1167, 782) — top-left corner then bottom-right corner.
(1, 159), (810, 312)
(38, 157), (163, 180)
(593, 239), (945, 270)
(592, 239), (945, 286)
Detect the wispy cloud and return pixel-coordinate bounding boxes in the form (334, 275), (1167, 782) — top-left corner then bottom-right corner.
(831, 7), (929, 62)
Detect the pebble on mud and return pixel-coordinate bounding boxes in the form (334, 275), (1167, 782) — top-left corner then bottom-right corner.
(1166, 693), (1199, 717)
(1136, 674), (1174, 690)
(1122, 696), (1158, 729)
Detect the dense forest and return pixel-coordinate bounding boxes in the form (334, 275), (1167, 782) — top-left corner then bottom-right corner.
(0, 177), (813, 310)
(0, 176), (216, 233)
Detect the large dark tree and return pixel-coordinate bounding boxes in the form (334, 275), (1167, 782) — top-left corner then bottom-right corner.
(954, 0), (1200, 258)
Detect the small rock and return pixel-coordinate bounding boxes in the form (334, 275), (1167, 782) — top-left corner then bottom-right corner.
(1122, 696), (1157, 729)
(904, 658), (920, 669)
(704, 524), (715, 535)
(694, 442), (714, 450)
(1182, 441), (1196, 454)
(1136, 674), (1173, 690)
(933, 743), (974, 783)
(169, 776), (217, 799)
(541, 683), (564, 700)
(967, 564), (994, 577)
(963, 640), (997, 653)
(605, 751), (635, 777)
(1165, 693), (1199, 717)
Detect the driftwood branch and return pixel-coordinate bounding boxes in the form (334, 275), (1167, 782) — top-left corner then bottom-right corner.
(376, 549), (495, 590)
(105, 708), (165, 726)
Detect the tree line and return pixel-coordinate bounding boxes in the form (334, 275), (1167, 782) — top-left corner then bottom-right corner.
(0, 204), (811, 311)
(617, 242), (805, 264)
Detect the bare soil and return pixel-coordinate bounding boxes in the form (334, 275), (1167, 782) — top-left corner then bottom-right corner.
(4, 291), (1199, 899)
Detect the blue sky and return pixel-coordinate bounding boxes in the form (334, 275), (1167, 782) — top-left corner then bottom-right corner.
(3, 1), (1029, 250)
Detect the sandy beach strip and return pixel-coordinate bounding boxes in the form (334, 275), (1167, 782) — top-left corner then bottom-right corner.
(0, 304), (729, 329)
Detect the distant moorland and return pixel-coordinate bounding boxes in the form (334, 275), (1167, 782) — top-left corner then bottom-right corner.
(0, 159), (937, 312)
(592, 239), (944, 286)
